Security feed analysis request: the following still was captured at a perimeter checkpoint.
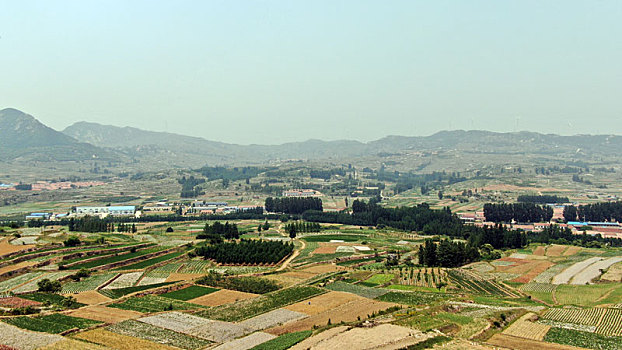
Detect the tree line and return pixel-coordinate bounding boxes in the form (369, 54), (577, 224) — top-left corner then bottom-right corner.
(563, 202), (622, 222)
(418, 239), (480, 268)
(264, 197), (322, 214)
(517, 195), (569, 204)
(195, 240), (293, 264)
(284, 221), (321, 237)
(179, 176), (205, 198)
(197, 221), (239, 243)
(530, 224), (622, 247)
(483, 203), (553, 223)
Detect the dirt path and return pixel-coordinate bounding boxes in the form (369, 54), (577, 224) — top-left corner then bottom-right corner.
(276, 239), (305, 272)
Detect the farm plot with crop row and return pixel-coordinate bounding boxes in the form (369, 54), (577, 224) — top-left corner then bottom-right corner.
(324, 281), (390, 299)
(106, 320), (211, 350)
(198, 285), (326, 322)
(143, 263), (183, 278)
(0, 272), (45, 293)
(446, 269), (519, 297)
(61, 272), (118, 294)
(160, 285), (219, 301)
(11, 271), (73, 294)
(544, 326), (622, 350)
(532, 261), (574, 284)
(97, 281), (174, 299)
(595, 308), (622, 336)
(102, 272), (144, 290)
(376, 291), (446, 306)
(3, 314), (101, 334)
(238, 308), (308, 333)
(0, 322), (63, 350)
(109, 294), (206, 313)
(502, 313), (551, 340)
(551, 257), (603, 285)
(519, 282), (557, 293)
(178, 261), (212, 274)
(138, 312), (247, 342)
(542, 308), (605, 326)
(70, 247), (166, 270)
(118, 251), (186, 270)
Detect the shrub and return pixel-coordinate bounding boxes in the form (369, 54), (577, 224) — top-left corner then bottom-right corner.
(37, 279), (61, 293)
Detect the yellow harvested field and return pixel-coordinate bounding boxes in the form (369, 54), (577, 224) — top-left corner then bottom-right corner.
(312, 243), (338, 254)
(39, 338), (108, 350)
(502, 313), (551, 341)
(280, 271), (317, 279)
(0, 238), (35, 255)
(291, 324), (430, 350)
(188, 289), (258, 307)
(432, 339), (499, 350)
(165, 273), (202, 282)
(0, 260), (38, 275)
(487, 334), (584, 350)
(563, 246), (582, 256)
(285, 291), (362, 315)
(290, 326), (350, 350)
(73, 329), (178, 350)
(533, 246), (546, 256)
(601, 262), (622, 282)
(545, 245), (567, 257)
(73, 291), (112, 305)
(301, 264), (345, 274)
(267, 298), (397, 335)
(263, 274), (304, 287)
(68, 305), (142, 323)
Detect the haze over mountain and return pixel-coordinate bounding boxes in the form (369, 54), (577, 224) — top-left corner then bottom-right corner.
(3, 108), (622, 168)
(0, 108), (118, 162)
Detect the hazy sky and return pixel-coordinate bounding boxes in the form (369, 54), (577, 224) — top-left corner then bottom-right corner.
(1, 1), (621, 144)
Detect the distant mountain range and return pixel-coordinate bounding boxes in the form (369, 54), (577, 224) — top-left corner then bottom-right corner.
(2, 107), (622, 167)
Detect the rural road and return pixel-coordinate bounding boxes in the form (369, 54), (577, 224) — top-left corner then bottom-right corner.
(276, 239), (305, 272)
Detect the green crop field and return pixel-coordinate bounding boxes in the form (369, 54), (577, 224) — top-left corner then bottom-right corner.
(3, 314), (101, 334)
(118, 250), (186, 270)
(108, 295), (206, 313)
(376, 291), (446, 306)
(159, 285), (219, 301)
(249, 330), (312, 350)
(97, 281), (174, 299)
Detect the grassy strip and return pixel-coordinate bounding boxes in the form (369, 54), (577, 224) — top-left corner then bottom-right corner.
(159, 285), (219, 301)
(400, 335), (451, 349)
(20, 292), (85, 308)
(97, 281), (174, 299)
(302, 235), (363, 242)
(69, 247), (165, 270)
(249, 330), (312, 350)
(376, 291), (447, 306)
(544, 327), (622, 350)
(197, 285), (325, 322)
(115, 251), (185, 270)
(3, 314), (101, 334)
(108, 295), (206, 313)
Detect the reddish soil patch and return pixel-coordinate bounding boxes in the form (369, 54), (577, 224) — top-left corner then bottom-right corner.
(546, 245), (567, 257)
(312, 243), (338, 255)
(300, 264), (344, 274)
(510, 261), (554, 283)
(68, 305), (142, 323)
(563, 246), (582, 256)
(0, 297), (41, 308)
(533, 246), (546, 256)
(487, 334), (583, 350)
